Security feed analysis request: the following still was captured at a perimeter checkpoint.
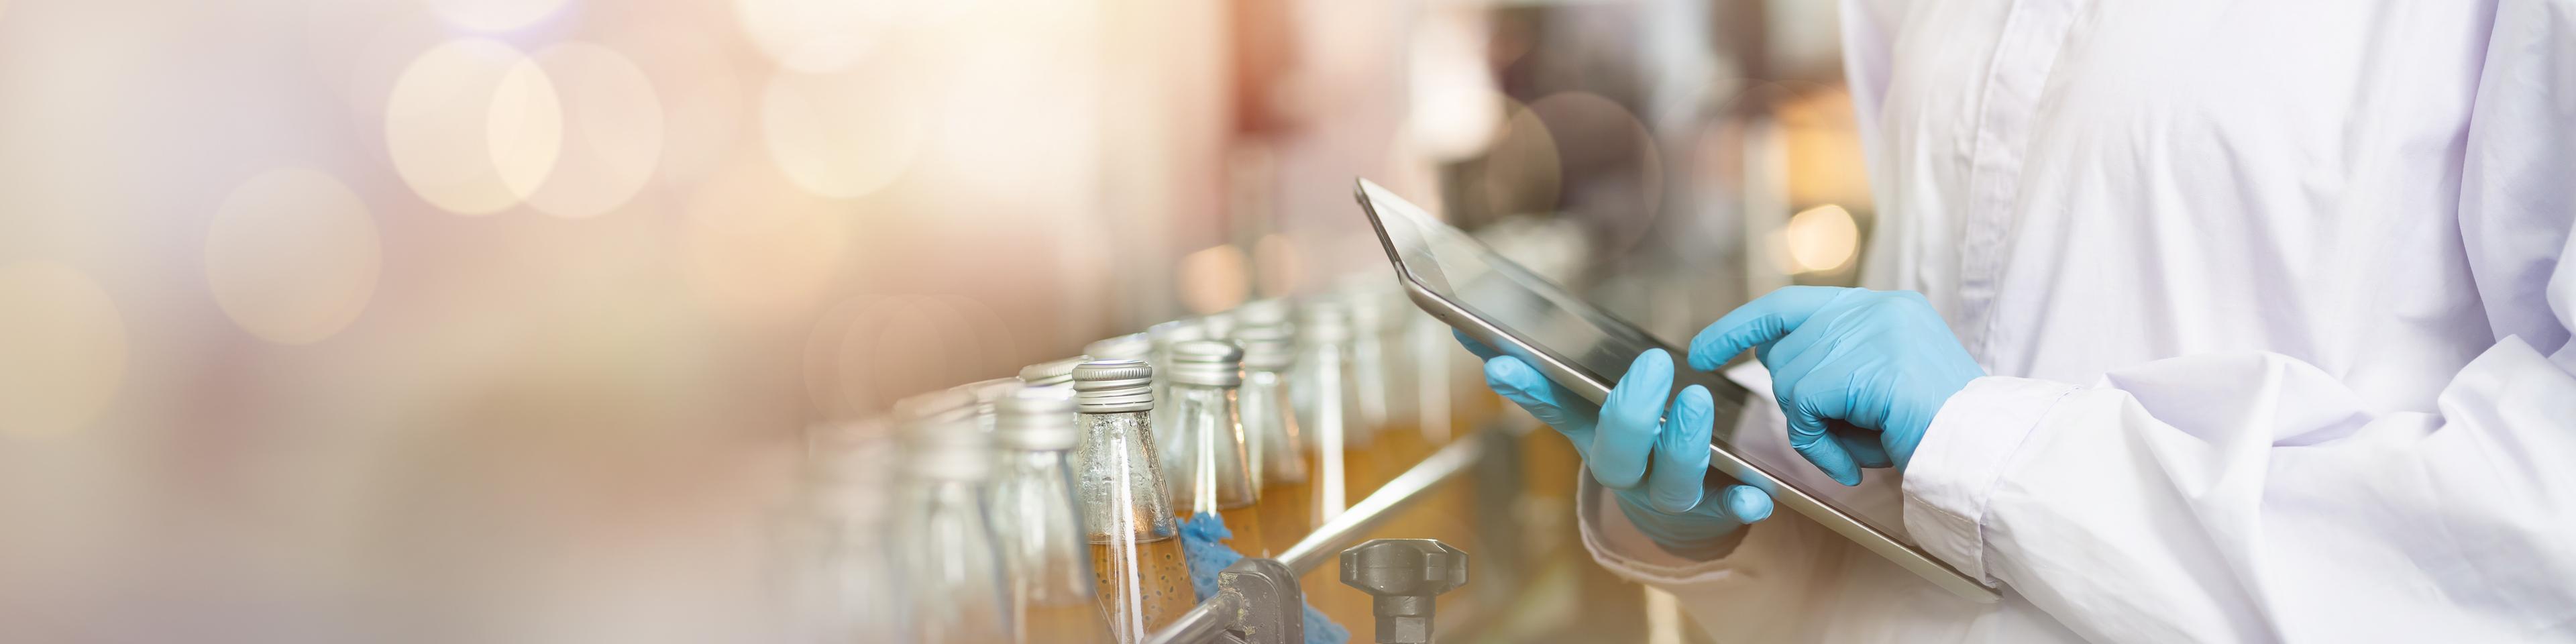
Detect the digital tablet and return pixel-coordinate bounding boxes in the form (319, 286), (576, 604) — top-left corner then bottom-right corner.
(1352, 178), (1997, 603)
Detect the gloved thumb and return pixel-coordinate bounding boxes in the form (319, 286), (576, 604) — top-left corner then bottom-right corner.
(1718, 484), (1772, 524)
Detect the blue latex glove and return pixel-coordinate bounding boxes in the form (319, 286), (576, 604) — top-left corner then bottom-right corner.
(1457, 332), (1773, 559)
(1686, 286), (1985, 486)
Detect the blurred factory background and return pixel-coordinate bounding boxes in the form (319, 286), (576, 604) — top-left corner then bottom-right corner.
(0, 0), (1874, 641)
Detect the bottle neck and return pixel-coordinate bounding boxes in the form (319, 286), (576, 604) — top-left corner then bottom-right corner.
(1074, 411), (1177, 543)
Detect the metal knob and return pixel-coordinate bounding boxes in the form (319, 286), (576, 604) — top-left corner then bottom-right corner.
(1338, 539), (1468, 644)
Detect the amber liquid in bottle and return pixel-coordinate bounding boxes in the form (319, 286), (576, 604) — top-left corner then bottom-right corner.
(1214, 505), (1268, 557)
(1255, 475), (1313, 551)
(1089, 536), (1197, 639)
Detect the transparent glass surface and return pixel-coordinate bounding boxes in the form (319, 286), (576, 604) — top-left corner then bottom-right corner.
(893, 479), (1012, 643)
(1164, 384), (1260, 513)
(989, 451), (1112, 644)
(1238, 368), (1306, 486)
(1288, 342), (1360, 519)
(1291, 341), (1368, 449)
(1349, 316), (1418, 430)
(1074, 410), (1192, 641)
(1241, 366), (1316, 553)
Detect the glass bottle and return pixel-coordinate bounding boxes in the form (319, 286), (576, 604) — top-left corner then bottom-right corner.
(1162, 339), (1267, 556)
(1347, 286), (1425, 468)
(1291, 301), (1368, 516)
(773, 420), (904, 644)
(1144, 320), (1209, 474)
(892, 386), (977, 425)
(1231, 313), (1312, 553)
(892, 415), (1014, 643)
(991, 387), (1116, 644)
(1071, 360), (1194, 643)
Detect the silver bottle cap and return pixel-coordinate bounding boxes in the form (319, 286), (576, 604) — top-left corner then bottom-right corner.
(1018, 356), (1087, 388)
(1198, 312), (1237, 341)
(1072, 359), (1155, 413)
(891, 386), (977, 423)
(963, 377), (1022, 419)
(996, 387), (1079, 450)
(1148, 319), (1208, 347)
(1234, 324), (1295, 371)
(1235, 298), (1292, 327)
(1167, 339), (1245, 387)
(1083, 333), (1152, 362)
(900, 414), (989, 480)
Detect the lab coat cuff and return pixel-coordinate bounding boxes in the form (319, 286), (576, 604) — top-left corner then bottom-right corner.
(1902, 376), (2078, 584)
(1575, 468), (1754, 585)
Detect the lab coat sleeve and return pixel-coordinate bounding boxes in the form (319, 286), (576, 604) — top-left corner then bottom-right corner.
(1904, 3), (2576, 641)
(1575, 468), (1840, 642)
(1570, 364), (1883, 641)
(1841, 0), (1907, 295)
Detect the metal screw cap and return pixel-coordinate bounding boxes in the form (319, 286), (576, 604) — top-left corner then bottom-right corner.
(1071, 359), (1154, 413)
(995, 387), (1079, 450)
(1167, 339), (1246, 387)
(1083, 333), (1152, 362)
(1018, 356), (1087, 388)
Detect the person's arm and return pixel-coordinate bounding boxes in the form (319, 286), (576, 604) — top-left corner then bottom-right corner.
(1915, 5), (2576, 639)
(1702, 3), (2576, 639)
(1912, 344), (2576, 641)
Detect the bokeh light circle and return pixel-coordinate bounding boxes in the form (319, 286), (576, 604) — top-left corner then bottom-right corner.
(426, 0), (572, 32)
(0, 262), (127, 436)
(759, 68), (926, 199)
(1785, 204), (1860, 273)
(385, 38), (563, 215)
(523, 42), (663, 218)
(1526, 91), (1666, 250)
(734, 0), (902, 72)
(207, 168), (383, 344)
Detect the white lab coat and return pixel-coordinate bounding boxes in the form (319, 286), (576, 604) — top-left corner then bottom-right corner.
(1577, 0), (2576, 641)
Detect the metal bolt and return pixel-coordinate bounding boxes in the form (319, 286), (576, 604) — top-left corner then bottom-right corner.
(1338, 539), (1467, 644)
